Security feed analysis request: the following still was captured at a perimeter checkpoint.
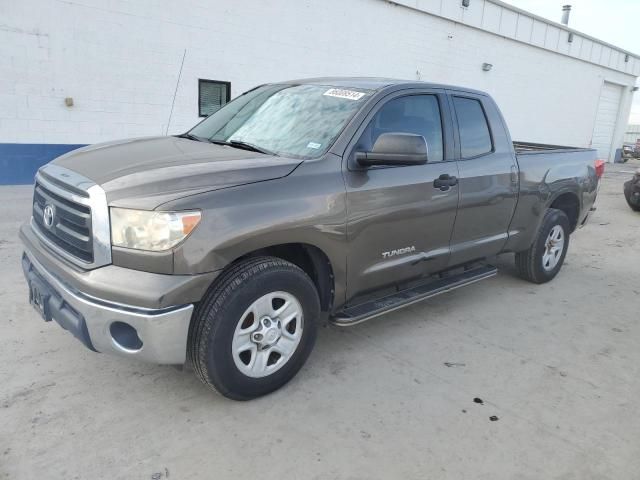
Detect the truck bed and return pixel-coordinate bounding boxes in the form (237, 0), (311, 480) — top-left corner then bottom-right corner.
(505, 141), (599, 254)
(513, 141), (593, 155)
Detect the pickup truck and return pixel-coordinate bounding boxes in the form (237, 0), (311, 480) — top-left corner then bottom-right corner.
(20, 78), (603, 400)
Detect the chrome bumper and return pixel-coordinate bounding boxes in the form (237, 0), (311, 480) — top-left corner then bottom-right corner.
(22, 250), (194, 365)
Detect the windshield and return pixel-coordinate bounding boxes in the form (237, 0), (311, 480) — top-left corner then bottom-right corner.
(188, 84), (372, 158)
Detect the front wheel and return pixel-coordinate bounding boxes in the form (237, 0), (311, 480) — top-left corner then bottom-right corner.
(188, 256), (320, 400)
(515, 208), (570, 284)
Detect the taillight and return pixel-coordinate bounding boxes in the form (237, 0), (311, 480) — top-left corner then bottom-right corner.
(595, 159), (605, 179)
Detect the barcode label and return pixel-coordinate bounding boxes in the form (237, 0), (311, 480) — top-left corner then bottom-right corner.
(323, 88), (366, 101)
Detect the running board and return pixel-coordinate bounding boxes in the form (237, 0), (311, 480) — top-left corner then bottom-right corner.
(331, 265), (497, 326)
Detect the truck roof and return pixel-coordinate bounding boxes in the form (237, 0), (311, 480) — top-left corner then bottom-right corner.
(278, 76), (487, 95)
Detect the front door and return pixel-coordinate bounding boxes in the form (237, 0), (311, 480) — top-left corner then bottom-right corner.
(344, 92), (459, 302)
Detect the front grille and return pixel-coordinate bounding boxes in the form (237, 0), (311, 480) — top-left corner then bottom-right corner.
(32, 181), (94, 263)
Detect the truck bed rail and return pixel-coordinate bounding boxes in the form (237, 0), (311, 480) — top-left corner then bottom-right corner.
(513, 141), (593, 155)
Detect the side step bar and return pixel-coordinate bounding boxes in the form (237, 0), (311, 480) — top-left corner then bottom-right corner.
(331, 265), (497, 326)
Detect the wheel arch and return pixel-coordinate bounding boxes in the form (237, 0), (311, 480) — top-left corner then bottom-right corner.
(548, 191), (580, 232)
(234, 243), (335, 312)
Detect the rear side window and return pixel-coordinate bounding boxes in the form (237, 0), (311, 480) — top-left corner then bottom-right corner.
(357, 95), (444, 162)
(453, 97), (493, 158)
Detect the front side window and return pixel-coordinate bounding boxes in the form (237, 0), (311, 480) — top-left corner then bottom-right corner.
(453, 96), (493, 158)
(356, 95), (444, 162)
(189, 84), (372, 158)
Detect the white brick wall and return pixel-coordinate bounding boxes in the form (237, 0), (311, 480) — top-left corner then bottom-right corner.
(0, 0), (637, 149)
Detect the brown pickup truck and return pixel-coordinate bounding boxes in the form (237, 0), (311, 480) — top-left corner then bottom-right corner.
(20, 78), (603, 399)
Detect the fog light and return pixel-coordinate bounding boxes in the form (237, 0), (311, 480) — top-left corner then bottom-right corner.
(110, 321), (143, 352)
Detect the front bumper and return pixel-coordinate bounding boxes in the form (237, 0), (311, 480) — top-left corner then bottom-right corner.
(22, 251), (194, 364)
(19, 220), (220, 364)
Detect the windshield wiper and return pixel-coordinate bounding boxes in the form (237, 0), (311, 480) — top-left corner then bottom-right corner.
(182, 135), (277, 156)
(228, 140), (278, 156)
(176, 133), (211, 143)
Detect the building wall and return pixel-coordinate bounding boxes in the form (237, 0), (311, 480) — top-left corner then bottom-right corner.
(1, 0), (637, 182)
(625, 124), (640, 144)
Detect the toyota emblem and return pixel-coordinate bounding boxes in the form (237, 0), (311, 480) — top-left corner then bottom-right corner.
(43, 204), (56, 229)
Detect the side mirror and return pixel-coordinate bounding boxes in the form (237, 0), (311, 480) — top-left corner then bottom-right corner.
(356, 133), (428, 167)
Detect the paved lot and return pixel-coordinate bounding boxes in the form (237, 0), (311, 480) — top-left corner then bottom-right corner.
(1, 161), (639, 480)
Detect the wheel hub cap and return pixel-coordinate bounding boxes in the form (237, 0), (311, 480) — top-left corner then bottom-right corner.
(251, 318), (282, 347)
(542, 225), (565, 272)
(231, 292), (304, 378)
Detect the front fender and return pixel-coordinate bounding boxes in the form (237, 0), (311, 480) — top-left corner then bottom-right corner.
(163, 155), (348, 297)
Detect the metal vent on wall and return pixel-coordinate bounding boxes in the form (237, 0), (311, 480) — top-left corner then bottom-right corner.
(198, 79), (231, 117)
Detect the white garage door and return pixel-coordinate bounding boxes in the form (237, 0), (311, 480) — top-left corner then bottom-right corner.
(591, 82), (623, 162)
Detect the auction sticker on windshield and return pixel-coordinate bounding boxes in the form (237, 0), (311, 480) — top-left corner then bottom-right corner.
(323, 88), (366, 100)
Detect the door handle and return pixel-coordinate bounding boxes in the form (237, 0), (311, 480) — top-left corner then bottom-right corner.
(433, 174), (458, 191)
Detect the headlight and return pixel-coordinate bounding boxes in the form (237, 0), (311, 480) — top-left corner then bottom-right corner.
(110, 208), (201, 251)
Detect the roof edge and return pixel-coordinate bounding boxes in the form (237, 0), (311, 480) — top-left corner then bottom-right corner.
(488, 0), (639, 59)
(384, 0), (639, 77)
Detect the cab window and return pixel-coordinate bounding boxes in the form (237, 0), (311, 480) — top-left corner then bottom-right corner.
(356, 95), (444, 162)
(452, 96), (493, 158)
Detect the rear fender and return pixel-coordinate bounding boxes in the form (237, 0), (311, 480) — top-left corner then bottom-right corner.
(503, 160), (596, 253)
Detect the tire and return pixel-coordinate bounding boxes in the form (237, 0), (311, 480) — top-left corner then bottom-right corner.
(515, 208), (570, 284)
(624, 183), (640, 212)
(627, 198), (640, 212)
(188, 256), (320, 400)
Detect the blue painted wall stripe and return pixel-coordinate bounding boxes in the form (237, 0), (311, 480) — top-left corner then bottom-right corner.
(0, 143), (87, 185)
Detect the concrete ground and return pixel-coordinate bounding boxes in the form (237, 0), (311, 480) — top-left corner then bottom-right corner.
(1, 161), (639, 480)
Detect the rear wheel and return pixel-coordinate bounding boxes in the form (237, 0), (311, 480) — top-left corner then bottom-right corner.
(515, 208), (570, 284)
(188, 256), (320, 400)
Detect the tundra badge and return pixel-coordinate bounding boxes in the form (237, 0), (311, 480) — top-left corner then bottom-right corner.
(382, 246), (416, 259)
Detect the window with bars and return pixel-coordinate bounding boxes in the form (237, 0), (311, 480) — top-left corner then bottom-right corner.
(198, 79), (231, 117)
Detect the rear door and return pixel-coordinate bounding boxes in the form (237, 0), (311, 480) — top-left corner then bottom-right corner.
(343, 90), (459, 300)
(447, 93), (518, 267)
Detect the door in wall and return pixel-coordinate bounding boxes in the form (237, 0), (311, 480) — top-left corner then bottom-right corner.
(592, 81), (623, 162)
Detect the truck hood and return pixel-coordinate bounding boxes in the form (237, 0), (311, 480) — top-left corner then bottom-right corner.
(51, 136), (302, 209)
